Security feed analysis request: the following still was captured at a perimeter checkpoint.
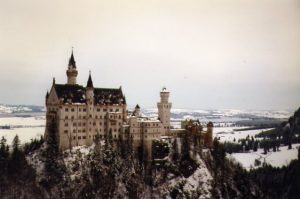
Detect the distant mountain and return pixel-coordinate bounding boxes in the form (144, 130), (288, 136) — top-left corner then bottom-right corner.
(141, 108), (292, 123)
(0, 104), (45, 115)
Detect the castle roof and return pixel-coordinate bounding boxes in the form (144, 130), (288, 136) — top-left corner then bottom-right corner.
(86, 72), (93, 88)
(54, 84), (126, 105)
(68, 51), (76, 69)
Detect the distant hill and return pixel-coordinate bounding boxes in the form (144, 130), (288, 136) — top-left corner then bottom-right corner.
(0, 104), (45, 116)
(256, 107), (300, 145)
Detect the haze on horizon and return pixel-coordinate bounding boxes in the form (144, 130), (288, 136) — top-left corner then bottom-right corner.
(0, 0), (300, 110)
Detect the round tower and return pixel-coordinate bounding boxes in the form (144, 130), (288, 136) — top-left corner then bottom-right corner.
(157, 87), (172, 134)
(134, 104), (141, 117)
(66, 50), (78, 85)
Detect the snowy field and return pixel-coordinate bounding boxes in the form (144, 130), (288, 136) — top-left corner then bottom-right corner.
(213, 126), (300, 169)
(229, 144), (300, 169)
(213, 127), (273, 142)
(0, 116), (45, 145)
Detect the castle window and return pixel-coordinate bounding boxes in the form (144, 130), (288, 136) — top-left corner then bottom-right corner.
(89, 115), (92, 118)
(71, 116), (74, 119)
(116, 109), (119, 112)
(95, 115), (98, 119)
(65, 108), (69, 112)
(78, 136), (81, 140)
(82, 136), (86, 139)
(79, 108), (81, 112)
(103, 109), (107, 112)
(83, 108), (86, 112)
(97, 108), (100, 112)
(64, 130), (68, 134)
(65, 116), (68, 119)
(73, 122), (76, 126)
(93, 122), (96, 126)
(114, 135), (116, 138)
(73, 129), (76, 133)
(71, 108), (75, 112)
(119, 115), (121, 119)
(99, 122), (102, 126)
(83, 116), (86, 119)
(83, 122), (86, 126)
(65, 123), (68, 127)
(83, 129), (86, 132)
(114, 129), (117, 132)
(110, 109), (113, 112)
(73, 136), (75, 140)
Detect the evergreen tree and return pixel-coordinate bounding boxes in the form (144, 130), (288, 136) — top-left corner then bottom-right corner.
(0, 136), (9, 174)
(8, 135), (26, 175)
(42, 117), (65, 189)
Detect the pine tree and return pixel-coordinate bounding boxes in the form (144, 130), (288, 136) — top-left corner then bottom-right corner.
(0, 136), (9, 174)
(42, 117), (65, 189)
(9, 135), (26, 175)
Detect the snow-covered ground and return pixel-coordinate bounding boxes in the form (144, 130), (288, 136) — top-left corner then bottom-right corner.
(0, 116), (45, 126)
(0, 127), (44, 145)
(213, 127), (273, 142)
(0, 116), (45, 145)
(229, 144), (300, 169)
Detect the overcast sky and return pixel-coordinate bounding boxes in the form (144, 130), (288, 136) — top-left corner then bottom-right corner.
(0, 0), (300, 110)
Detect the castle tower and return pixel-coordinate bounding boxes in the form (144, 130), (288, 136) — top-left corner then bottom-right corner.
(66, 50), (78, 85)
(157, 87), (172, 133)
(206, 122), (213, 148)
(86, 71), (94, 145)
(134, 104), (141, 117)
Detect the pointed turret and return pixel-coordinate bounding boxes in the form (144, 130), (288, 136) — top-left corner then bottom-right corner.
(45, 91), (49, 105)
(68, 50), (76, 69)
(66, 49), (78, 85)
(86, 71), (94, 88)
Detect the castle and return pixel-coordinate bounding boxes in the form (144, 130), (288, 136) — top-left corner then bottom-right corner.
(44, 51), (213, 155)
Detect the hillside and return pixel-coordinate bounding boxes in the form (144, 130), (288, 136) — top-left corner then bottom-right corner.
(0, 131), (263, 199)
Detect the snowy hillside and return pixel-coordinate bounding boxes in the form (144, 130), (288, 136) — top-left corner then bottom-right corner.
(229, 144), (300, 169)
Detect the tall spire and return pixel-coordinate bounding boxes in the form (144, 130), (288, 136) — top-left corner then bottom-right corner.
(68, 48), (76, 69)
(86, 70), (93, 88)
(66, 48), (78, 85)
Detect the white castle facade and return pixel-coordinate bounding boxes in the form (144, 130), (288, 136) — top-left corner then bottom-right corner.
(45, 52), (172, 152)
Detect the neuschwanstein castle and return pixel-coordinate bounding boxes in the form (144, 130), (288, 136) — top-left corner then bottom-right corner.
(45, 51), (213, 155)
